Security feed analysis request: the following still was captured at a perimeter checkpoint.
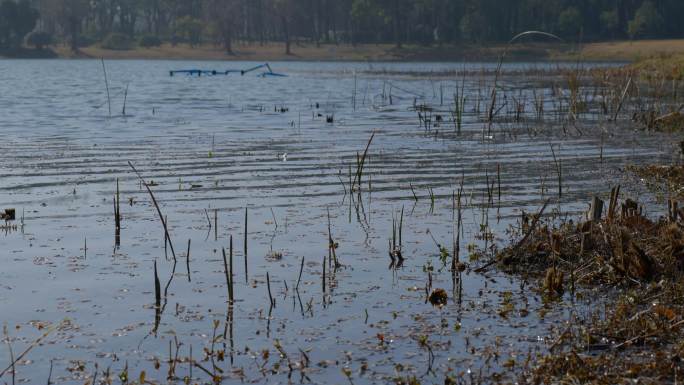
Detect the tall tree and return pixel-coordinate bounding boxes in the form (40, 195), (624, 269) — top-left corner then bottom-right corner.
(46, 0), (88, 52)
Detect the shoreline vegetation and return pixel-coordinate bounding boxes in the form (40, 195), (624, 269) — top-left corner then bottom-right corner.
(2, 39), (684, 63)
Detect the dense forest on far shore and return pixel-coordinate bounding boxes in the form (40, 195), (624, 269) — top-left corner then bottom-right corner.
(1, 0), (683, 56)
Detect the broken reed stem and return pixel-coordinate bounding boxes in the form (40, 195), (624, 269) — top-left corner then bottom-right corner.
(3, 324), (14, 385)
(229, 235), (234, 303)
(266, 271), (274, 307)
(244, 207), (248, 260)
(352, 131), (376, 190)
(296, 257), (305, 291)
(128, 161), (177, 261)
(0, 321), (64, 380)
(243, 208), (248, 284)
(214, 209), (218, 241)
(338, 172), (348, 196)
(222, 247), (232, 304)
(392, 214), (397, 251)
(114, 178), (121, 241)
(101, 58), (111, 117)
(613, 76), (633, 121)
(608, 185), (621, 222)
(122, 83), (129, 116)
(399, 206), (404, 250)
(322, 255), (326, 294)
(327, 207), (338, 266)
(186, 239), (191, 282)
(410, 183), (418, 201)
(270, 208), (278, 229)
(47, 360), (53, 385)
(204, 209), (212, 229)
(513, 199), (551, 252)
(154, 260), (161, 307)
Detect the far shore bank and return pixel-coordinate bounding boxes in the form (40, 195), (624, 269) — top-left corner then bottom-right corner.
(4, 39), (684, 62)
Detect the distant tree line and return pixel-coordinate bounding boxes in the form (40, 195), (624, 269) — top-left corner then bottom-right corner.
(1, 0), (683, 52)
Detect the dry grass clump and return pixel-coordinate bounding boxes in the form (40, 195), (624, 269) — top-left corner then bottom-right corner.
(629, 164), (684, 197)
(497, 191), (684, 383)
(498, 194), (684, 288)
(629, 53), (684, 81)
(530, 280), (684, 384)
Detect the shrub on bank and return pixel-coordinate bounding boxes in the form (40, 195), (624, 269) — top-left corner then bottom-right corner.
(26, 31), (53, 50)
(138, 34), (162, 48)
(101, 33), (133, 50)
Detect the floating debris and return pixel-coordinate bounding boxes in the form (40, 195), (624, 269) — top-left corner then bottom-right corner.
(1, 208), (15, 221)
(428, 289), (448, 306)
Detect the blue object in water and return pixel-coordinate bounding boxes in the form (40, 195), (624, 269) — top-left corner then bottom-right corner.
(169, 63), (287, 78)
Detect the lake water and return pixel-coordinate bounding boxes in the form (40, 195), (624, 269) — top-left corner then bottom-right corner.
(0, 60), (674, 384)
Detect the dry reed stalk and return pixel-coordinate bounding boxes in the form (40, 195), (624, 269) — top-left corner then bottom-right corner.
(0, 321), (65, 380)
(267, 271), (276, 307)
(296, 257), (305, 291)
(243, 207), (248, 261)
(128, 161), (177, 261)
(186, 239), (191, 282)
(101, 58), (111, 117)
(222, 247), (231, 303)
(352, 132), (376, 191)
